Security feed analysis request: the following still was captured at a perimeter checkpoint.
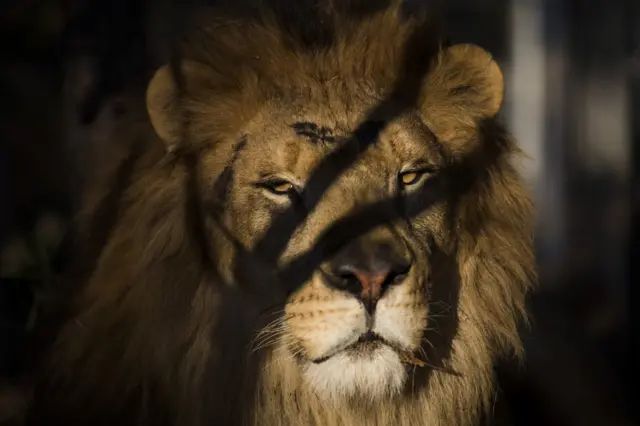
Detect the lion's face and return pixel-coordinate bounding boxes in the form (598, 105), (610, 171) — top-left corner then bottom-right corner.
(198, 106), (453, 401)
(144, 9), (531, 409)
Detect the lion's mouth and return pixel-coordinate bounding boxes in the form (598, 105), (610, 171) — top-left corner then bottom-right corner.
(312, 331), (382, 364)
(312, 331), (425, 367)
(345, 331), (385, 353)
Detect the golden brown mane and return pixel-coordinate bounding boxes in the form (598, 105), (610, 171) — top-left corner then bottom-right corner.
(21, 1), (536, 425)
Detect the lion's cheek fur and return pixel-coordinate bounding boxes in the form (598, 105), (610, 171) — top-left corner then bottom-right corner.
(372, 278), (429, 350)
(283, 277), (362, 356)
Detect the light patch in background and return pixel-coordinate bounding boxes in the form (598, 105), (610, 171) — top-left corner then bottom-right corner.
(505, 0), (571, 282)
(578, 70), (630, 176)
(505, 0), (545, 188)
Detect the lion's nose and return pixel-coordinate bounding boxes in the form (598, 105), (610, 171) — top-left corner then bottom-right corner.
(327, 257), (411, 313)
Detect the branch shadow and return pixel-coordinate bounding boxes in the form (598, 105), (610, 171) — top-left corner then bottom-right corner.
(406, 242), (462, 395)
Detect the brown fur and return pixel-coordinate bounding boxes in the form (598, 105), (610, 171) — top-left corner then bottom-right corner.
(22, 1), (536, 426)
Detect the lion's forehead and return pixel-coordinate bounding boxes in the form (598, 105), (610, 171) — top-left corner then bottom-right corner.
(233, 113), (436, 184)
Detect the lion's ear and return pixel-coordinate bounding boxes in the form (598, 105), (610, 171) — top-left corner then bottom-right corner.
(146, 61), (211, 149)
(419, 43), (504, 144)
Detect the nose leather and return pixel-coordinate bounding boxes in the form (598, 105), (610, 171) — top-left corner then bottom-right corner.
(350, 270), (388, 303)
(329, 261), (408, 313)
(323, 228), (413, 313)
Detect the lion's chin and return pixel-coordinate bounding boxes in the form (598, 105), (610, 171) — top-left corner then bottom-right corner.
(302, 344), (407, 403)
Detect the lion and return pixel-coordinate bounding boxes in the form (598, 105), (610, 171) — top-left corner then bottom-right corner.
(20, 1), (536, 425)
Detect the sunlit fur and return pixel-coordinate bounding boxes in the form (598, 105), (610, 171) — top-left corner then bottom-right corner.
(21, 1), (536, 426)
(303, 346), (406, 401)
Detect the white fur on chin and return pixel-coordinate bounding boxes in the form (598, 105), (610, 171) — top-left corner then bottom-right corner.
(302, 345), (407, 403)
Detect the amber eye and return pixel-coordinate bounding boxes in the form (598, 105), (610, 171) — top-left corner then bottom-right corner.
(264, 180), (295, 195)
(399, 171), (425, 187)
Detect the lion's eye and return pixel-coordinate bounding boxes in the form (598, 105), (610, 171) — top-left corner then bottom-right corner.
(399, 170), (428, 187)
(263, 180), (295, 196)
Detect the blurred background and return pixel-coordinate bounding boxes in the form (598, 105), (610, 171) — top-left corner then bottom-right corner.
(0, 0), (637, 424)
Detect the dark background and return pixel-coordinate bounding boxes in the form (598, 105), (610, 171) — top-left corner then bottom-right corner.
(0, 0), (637, 425)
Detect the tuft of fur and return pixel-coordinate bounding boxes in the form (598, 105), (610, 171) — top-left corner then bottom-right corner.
(21, 1), (536, 426)
(302, 346), (407, 403)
